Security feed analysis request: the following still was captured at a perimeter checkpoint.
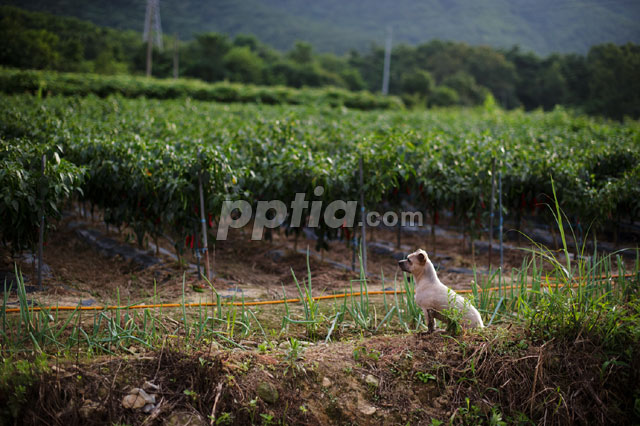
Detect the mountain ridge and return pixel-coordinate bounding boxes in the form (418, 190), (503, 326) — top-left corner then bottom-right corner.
(1, 0), (639, 55)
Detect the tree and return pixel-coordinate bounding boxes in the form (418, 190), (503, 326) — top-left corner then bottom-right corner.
(429, 86), (459, 107)
(586, 43), (640, 120)
(340, 68), (366, 91)
(401, 68), (435, 97)
(442, 71), (489, 106)
(183, 33), (231, 82)
(288, 41), (313, 65)
(223, 46), (264, 84)
(0, 22), (60, 69)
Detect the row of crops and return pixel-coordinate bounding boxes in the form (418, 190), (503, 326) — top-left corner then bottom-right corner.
(0, 68), (403, 111)
(1, 93), (639, 255)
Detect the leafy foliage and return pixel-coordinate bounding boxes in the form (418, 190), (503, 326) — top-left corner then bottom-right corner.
(0, 68), (402, 110)
(0, 138), (84, 252)
(0, 94), (638, 255)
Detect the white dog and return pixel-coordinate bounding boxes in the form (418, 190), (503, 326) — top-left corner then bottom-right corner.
(398, 249), (484, 332)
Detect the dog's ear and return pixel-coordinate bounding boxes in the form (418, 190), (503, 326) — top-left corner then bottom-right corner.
(417, 252), (426, 265)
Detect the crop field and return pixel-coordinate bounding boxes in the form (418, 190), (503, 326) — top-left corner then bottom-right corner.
(1, 93), (640, 425)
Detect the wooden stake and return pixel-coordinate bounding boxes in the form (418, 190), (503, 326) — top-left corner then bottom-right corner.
(359, 157), (367, 276)
(499, 169), (504, 269)
(489, 158), (496, 268)
(199, 173), (211, 281)
(38, 154), (46, 289)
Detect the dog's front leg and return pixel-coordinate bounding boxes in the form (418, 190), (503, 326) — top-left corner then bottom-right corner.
(425, 309), (436, 333)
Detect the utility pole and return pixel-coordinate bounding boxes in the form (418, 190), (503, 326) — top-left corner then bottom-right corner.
(143, 0), (163, 77)
(381, 26), (392, 95)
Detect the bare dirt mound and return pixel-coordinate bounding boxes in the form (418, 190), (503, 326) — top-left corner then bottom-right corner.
(14, 330), (638, 425)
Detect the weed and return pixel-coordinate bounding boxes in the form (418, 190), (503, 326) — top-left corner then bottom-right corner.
(214, 412), (233, 425)
(260, 413), (275, 425)
(183, 389), (198, 402)
(0, 354), (49, 420)
(353, 345), (381, 362)
(415, 371), (436, 384)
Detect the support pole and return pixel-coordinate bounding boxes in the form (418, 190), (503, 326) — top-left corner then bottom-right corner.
(38, 154), (46, 289)
(396, 211), (401, 249)
(359, 157), (367, 276)
(352, 234), (357, 272)
(198, 173), (211, 281)
(194, 222), (201, 280)
(498, 168), (504, 269)
(489, 158), (496, 268)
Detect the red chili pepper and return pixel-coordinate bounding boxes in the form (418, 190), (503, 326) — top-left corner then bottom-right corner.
(480, 198), (486, 209)
(208, 213), (213, 228)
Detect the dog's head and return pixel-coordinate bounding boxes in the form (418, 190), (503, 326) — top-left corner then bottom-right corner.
(398, 249), (430, 274)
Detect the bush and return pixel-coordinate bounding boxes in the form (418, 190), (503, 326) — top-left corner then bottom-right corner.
(0, 68), (403, 111)
(429, 85), (459, 107)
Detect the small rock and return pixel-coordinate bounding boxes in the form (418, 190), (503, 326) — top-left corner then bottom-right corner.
(257, 382), (279, 404)
(122, 394), (146, 409)
(163, 411), (207, 426)
(79, 400), (101, 417)
(322, 377), (332, 387)
(357, 397), (377, 416)
(365, 374), (379, 388)
(123, 388), (156, 409)
(131, 387), (156, 404)
(143, 403), (156, 414)
(278, 341), (291, 350)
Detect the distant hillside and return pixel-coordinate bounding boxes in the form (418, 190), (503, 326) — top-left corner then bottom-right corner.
(2, 0), (639, 55)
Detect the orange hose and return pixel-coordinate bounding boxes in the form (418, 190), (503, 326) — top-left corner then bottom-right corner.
(2, 273), (635, 314)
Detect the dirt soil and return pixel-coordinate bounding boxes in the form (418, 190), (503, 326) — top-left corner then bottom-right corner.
(15, 329), (639, 425)
(3, 211), (639, 425)
(1, 210), (535, 308)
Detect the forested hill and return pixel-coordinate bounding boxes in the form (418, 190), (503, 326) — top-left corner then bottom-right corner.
(2, 0), (639, 55)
